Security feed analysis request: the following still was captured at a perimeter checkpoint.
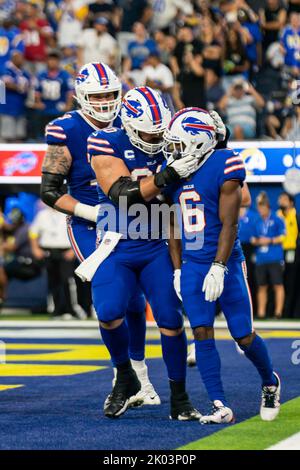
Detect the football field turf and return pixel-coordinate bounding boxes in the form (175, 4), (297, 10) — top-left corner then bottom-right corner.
(0, 322), (299, 450)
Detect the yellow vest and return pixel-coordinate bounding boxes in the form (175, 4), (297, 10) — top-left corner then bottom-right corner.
(277, 208), (298, 250)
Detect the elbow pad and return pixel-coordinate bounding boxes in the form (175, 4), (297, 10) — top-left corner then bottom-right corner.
(41, 172), (66, 207)
(108, 176), (145, 207)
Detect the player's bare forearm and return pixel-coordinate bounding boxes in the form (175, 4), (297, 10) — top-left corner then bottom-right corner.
(215, 180), (242, 264)
(53, 194), (79, 216)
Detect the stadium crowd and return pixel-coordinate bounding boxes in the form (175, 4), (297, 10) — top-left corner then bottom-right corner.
(0, 0), (300, 142)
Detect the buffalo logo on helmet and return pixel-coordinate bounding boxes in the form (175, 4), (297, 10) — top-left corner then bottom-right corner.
(181, 116), (214, 137)
(122, 99), (143, 118)
(76, 68), (89, 84)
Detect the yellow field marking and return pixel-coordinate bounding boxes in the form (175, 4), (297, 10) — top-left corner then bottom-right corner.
(0, 384), (24, 391)
(4, 344), (163, 361)
(0, 364), (105, 377)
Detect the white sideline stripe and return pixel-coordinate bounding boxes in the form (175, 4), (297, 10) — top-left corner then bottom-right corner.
(267, 432), (300, 450)
(0, 329), (100, 339)
(0, 320), (299, 330)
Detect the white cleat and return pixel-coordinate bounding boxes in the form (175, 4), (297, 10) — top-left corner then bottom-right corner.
(260, 372), (281, 421)
(129, 361), (161, 406)
(200, 400), (235, 425)
(187, 342), (196, 367)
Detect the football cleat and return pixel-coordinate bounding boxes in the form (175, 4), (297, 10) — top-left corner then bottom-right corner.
(170, 392), (201, 421)
(129, 362), (161, 406)
(187, 342), (196, 367)
(200, 400), (234, 424)
(104, 369), (141, 418)
(260, 372), (281, 421)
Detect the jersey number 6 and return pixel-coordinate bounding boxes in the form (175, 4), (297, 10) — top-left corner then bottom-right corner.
(179, 190), (205, 233)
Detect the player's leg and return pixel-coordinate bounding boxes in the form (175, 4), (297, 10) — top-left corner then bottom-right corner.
(139, 246), (200, 420)
(269, 263), (285, 319)
(126, 290), (161, 405)
(92, 256), (141, 418)
(221, 260), (281, 421)
(181, 261), (233, 424)
(255, 263), (268, 318)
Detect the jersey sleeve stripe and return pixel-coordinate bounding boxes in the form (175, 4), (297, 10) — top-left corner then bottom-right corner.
(224, 164), (245, 174)
(225, 156), (243, 165)
(87, 144), (115, 154)
(46, 125), (65, 131)
(88, 137), (110, 145)
(45, 131), (67, 139)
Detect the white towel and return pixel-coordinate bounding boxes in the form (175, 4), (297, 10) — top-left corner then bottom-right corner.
(75, 231), (123, 282)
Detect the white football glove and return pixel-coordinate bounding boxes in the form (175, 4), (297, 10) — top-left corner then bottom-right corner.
(74, 203), (100, 223)
(167, 153), (200, 179)
(209, 110), (226, 142)
(202, 262), (227, 302)
(173, 269), (182, 301)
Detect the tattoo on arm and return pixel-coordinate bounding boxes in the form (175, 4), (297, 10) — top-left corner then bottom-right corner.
(42, 145), (72, 175)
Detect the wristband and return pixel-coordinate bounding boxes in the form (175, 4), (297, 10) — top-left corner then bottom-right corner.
(74, 203), (98, 222)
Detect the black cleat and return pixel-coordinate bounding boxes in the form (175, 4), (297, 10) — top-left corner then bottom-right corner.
(170, 392), (201, 421)
(104, 369), (141, 418)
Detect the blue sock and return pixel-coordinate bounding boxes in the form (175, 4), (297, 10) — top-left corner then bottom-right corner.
(100, 321), (130, 367)
(195, 339), (227, 404)
(126, 310), (146, 361)
(239, 334), (277, 386)
(160, 331), (187, 382)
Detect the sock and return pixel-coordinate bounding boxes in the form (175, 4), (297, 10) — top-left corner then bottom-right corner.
(100, 321), (130, 367)
(126, 310), (146, 361)
(160, 330), (187, 382)
(239, 334), (277, 386)
(195, 339), (227, 404)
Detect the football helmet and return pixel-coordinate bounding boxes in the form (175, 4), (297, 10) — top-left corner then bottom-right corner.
(163, 107), (217, 163)
(121, 86), (171, 155)
(75, 62), (122, 122)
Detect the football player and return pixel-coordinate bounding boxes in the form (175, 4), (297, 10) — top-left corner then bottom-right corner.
(40, 63), (160, 406)
(163, 107), (281, 424)
(88, 86), (201, 419)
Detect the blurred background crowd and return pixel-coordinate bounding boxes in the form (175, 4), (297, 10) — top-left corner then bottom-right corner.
(0, 0), (300, 142)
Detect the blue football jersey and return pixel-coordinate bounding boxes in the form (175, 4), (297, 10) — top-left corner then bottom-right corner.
(166, 148), (246, 264)
(87, 128), (165, 240)
(45, 111), (122, 224)
(35, 69), (73, 115)
(0, 61), (31, 116)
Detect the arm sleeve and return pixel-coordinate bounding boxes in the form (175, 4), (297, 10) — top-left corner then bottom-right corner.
(219, 150), (246, 187)
(87, 130), (121, 164)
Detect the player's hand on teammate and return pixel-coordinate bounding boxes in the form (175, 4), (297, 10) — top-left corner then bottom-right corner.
(173, 269), (182, 301)
(202, 262), (227, 302)
(209, 111), (226, 142)
(167, 153), (200, 179)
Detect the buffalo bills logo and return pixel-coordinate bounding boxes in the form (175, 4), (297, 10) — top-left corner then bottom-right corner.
(76, 68), (89, 84)
(3, 152), (37, 176)
(182, 116), (214, 137)
(122, 99), (143, 118)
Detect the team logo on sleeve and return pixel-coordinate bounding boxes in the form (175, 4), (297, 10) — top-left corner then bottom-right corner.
(75, 68), (89, 84)
(122, 99), (143, 118)
(181, 116), (214, 137)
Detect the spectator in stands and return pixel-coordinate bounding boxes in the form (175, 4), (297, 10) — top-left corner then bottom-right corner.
(0, 18), (24, 74)
(142, 51), (175, 111)
(153, 30), (176, 65)
(123, 21), (158, 72)
(34, 51), (73, 137)
(118, 0), (152, 33)
(199, 16), (223, 78)
(250, 191), (286, 319)
(259, 0), (287, 50)
(205, 68), (225, 111)
(277, 192), (299, 317)
(29, 205), (83, 319)
(56, 0), (86, 48)
(77, 16), (118, 69)
(287, 0), (300, 14)
(223, 27), (249, 88)
(170, 24), (206, 109)
(237, 7), (262, 76)
(219, 78), (264, 139)
(151, 0), (193, 33)
(280, 11), (300, 77)
(19, 2), (53, 74)
(0, 208), (41, 303)
(281, 103), (300, 139)
(60, 45), (78, 77)
(0, 50), (31, 143)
